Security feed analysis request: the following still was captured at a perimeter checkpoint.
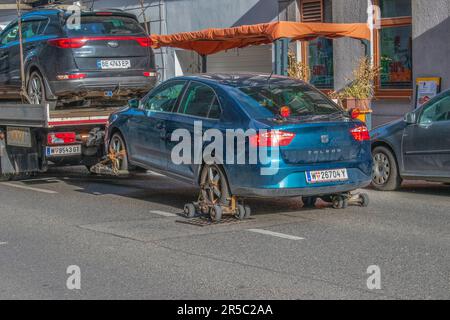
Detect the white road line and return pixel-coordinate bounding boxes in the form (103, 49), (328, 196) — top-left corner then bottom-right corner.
(0, 182), (58, 194)
(0, 242), (8, 246)
(16, 177), (58, 182)
(247, 229), (305, 241)
(150, 210), (177, 217)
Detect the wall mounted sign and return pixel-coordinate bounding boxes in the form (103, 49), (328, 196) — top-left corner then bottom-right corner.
(415, 77), (441, 108)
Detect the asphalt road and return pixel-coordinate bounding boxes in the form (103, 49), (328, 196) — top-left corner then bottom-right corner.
(0, 166), (448, 300)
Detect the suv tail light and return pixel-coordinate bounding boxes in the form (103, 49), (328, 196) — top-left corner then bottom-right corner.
(350, 125), (370, 141)
(48, 36), (153, 48)
(135, 37), (153, 47)
(47, 132), (76, 145)
(48, 38), (88, 49)
(250, 131), (296, 147)
(56, 73), (87, 80)
(143, 71), (157, 77)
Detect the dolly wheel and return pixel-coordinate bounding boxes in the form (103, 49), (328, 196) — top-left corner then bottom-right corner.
(332, 195), (345, 209)
(244, 205), (251, 219)
(184, 203), (197, 218)
(211, 205), (223, 222)
(360, 193), (370, 207)
(235, 204), (246, 220)
(302, 196), (317, 208)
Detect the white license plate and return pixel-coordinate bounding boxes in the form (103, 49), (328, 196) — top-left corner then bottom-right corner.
(97, 59), (131, 69)
(7, 127), (31, 147)
(306, 168), (348, 184)
(46, 145), (81, 157)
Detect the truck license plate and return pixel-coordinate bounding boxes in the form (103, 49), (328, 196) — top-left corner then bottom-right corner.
(97, 59), (131, 69)
(46, 145), (81, 157)
(7, 127), (32, 147)
(306, 168), (348, 184)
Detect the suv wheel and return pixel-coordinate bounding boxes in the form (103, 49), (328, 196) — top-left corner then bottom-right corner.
(27, 71), (47, 104)
(371, 146), (402, 191)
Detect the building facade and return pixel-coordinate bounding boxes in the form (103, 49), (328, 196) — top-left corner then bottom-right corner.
(120, 0), (449, 126)
(1, 0), (448, 126)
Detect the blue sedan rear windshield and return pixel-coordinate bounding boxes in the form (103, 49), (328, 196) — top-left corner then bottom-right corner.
(65, 16), (145, 36)
(238, 84), (342, 118)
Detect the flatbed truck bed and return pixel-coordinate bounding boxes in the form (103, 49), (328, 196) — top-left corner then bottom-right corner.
(0, 102), (120, 179)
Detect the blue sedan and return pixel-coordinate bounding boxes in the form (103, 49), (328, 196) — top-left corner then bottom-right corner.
(106, 73), (372, 215)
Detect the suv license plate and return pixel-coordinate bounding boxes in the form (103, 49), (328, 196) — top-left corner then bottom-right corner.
(46, 145), (81, 157)
(98, 59), (131, 69)
(306, 169), (348, 184)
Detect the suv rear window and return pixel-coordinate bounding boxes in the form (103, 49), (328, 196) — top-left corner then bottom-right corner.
(65, 15), (145, 36)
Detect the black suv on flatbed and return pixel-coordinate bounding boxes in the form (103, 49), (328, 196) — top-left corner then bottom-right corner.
(0, 9), (157, 105)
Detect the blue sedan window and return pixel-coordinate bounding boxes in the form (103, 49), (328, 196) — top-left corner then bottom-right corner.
(143, 81), (185, 112)
(238, 84), (342, 118)
(179, 82), (219, 119)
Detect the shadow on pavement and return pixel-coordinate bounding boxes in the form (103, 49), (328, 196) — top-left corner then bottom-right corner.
(40, 166), (327, 215)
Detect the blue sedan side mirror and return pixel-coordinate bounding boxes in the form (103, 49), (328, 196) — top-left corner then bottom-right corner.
(404, 112), (416, 124)
(128, 98), (140, 109)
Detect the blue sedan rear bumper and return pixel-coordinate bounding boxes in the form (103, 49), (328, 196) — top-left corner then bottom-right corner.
(225, 162), (372, 198)
(232, 179), (371, 197)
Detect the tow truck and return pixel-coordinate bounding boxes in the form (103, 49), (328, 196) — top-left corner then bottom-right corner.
(0, 101), (124, 179)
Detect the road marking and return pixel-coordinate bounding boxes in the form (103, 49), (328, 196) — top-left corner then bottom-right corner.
(247, 229), (305, 241)
(18, 177), (58, 182)
(150, 210), (177, 217)
(0, 242), (7, 246)
(0, 182), (58, 194)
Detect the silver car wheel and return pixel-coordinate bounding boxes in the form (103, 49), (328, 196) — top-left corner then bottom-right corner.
(27, 75), (43, 104)
(372, 152), (391, 185)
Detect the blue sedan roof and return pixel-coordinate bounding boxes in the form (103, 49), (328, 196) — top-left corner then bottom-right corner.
(175, 73), (305, 88)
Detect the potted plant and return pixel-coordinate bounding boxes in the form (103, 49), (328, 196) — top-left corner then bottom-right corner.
(330, 57), (379, 112)
(287, 51), (310, 82)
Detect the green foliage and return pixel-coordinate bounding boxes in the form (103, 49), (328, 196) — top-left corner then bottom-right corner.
(330, 57), (379, 100)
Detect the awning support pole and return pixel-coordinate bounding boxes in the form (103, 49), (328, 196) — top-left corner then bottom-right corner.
(201, 55), (207, 73)
(274, 38), (290, 76)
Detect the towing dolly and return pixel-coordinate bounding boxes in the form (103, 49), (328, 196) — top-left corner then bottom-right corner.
(303, 192), (370, 209)
(184, 191), (252, 223)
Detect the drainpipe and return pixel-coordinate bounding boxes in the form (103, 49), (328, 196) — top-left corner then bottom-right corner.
(274, 38), (290, 76)
(363, 0), (376, 130)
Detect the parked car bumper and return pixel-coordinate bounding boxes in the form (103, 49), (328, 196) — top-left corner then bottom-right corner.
(226, 163), (372, 198)
(48, 76), (157, 100)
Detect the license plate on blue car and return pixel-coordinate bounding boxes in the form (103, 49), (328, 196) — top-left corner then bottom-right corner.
(306, 168), (348, 184)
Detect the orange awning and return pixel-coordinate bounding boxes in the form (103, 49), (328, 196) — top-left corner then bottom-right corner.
(150, 21), (370, 55)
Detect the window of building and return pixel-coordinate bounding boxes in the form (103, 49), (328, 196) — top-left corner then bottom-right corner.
(300, 0), (334, 89)
(374, 0), (412, 95)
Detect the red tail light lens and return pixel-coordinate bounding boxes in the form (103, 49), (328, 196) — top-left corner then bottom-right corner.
(56, 73), (87, 80)
(250, 131), (296, 147)
(48, 36), (153, 48)
(48, 38), (88, 48)
(143, 71), (157, 77)
(135, 37), (153, 47)
(350, 125), (370, 141)
(47, 132), (76, 145)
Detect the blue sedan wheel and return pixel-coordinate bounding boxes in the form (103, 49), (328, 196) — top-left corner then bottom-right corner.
(200, 165), (230, 206)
